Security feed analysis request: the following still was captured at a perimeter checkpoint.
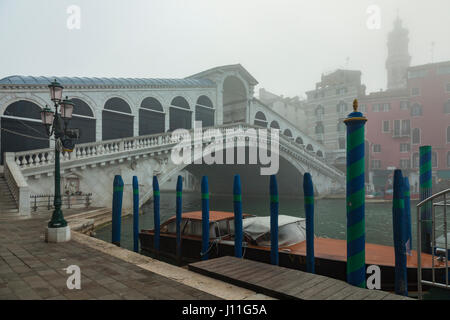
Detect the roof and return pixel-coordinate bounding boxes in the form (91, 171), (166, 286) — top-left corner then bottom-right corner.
(0, 75), (216, 88)
(186, 64), (259, 86)
(170, 211), (251, 222)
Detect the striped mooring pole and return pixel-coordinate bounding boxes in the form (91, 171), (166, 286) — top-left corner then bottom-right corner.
(270, 175), (279, 266)
(132, 176), (139, 253)
(343, 99), (367, 288)
(201, 176), (210, 261)
(419, 145), (432, 254)
(153, 176), (160, 254)
(403, 177), (412, 256)
(392, 170), (408, 296)
(233, 175), (243, 258)
(111, 175), (124, 247)
(176, 175), (183, 265)
(303, 172), (315, 274)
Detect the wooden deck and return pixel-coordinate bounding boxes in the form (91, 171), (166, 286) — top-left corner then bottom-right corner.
(188, 256), (413, 300)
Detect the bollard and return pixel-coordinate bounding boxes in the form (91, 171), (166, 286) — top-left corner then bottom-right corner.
(153, 176), (160, 255)
(233, 175), (243, 258)
(132, 176), (139, 253)
(419, 146), (432, 254)
(393, 170), (408, 296)
(270, 175), (279, 266)
(344, 99), (367, 288)
(201, 176), (210, 261)
(111, 175), (124, 247)
(403, 177), (412, 256)
(176, 175), (183, 265)
(303, 173), (315, 274)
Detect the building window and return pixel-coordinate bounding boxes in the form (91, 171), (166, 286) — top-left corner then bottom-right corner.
(315, 123), (324, 134)
(382, 103), (391, 112)
(338, 137), (346, 149)
(413, 153), (420, 168)
(336, 87), (347, 95)
(400, 143), (410, 152)
(432, 152), (438, 168)
(394, 119), (410, 137)
(447, 83), (450, 92)
(336, 101), (348, 115)
(400, 101), (409, 110)
(372, 144), (381, 153)
(315, 105), (324, 120)
(359, 104), (367, 112)
(372, 104), (380, 112)
(383, 120), (390, 133)
(412, 128), (421, 144)
(444, 100), (450, 114)
(401, 120), (410, 136)
(447, 126), (450, 143)
(400, 159), (411, 169)
(410, 103), (423, 116)
(371, 160), (381, 169)
(411, 87), (420, 96)
(447, 152), (450, 168)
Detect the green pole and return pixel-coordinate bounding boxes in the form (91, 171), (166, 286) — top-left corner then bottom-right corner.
(419, 145), (432, 254)
(48, 148), (67, 228)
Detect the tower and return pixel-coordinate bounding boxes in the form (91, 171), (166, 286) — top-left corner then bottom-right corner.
(386, 15), (411, 90)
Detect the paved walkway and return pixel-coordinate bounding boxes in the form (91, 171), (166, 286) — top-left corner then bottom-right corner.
(0, 215), (219, 300)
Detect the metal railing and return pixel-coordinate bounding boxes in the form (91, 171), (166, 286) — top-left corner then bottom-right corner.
(30, 193), (92, 212)
(417, 188), (450, 299)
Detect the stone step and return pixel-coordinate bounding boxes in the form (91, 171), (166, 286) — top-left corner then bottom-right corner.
(0, 176), (18, 212)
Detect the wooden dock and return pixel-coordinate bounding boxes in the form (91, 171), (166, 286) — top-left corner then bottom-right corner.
(189, 256), (413, 300)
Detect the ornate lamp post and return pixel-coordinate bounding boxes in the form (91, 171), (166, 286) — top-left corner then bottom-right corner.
(41, 80), (76, 242)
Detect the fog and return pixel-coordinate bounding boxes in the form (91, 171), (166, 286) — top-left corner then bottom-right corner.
(0, 0), (449, 97)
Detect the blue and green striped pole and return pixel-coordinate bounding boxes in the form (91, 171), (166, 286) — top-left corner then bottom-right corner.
(201, 176), (210, 261)
(233, 175), (243, 258)
(153, 176), (160, 254)
(393, 170), (408, 296)
(303, 172), (315, 274)
(270, 175), (279, 266)
(176, 175), (183, 264)
(112, 175), (124, 247)
(403, 177), (412, 256)
(132, 176), (139, 253)
(420, 145), (432, 254)
(343, 99), (367, 288)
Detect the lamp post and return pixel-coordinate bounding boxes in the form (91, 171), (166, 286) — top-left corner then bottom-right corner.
(41, 79), (76, 242)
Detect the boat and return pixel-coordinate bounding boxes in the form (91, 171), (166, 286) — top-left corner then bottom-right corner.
(139, 210), (447, 292)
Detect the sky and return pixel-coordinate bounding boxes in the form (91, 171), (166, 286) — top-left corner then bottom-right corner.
(0, 0), (449, 98)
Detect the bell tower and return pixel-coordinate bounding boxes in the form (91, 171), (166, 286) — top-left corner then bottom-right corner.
(386, 15), (411, 90)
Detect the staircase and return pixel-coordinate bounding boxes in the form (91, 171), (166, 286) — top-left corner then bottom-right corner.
(0, 174), (19, 214)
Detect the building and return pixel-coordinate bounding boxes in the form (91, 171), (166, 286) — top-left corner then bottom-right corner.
(304, 69), (366, 170)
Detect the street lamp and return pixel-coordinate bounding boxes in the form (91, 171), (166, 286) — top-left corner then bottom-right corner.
(41, 80), (78, 242)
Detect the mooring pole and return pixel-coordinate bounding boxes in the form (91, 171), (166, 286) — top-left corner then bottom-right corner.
(111, 175), (124, 247)
(153, 176), (160, 255)
(344, 99), (367, 288)
(132, 176), (139, 253)
(233, 175), (243, 258)
(419, 145), (432, 254)
(303, 172), (315, 274)
(403, 177), (412, 256)
(393, 169), (408, 296)
(201, 176), (210, 261)
(270, 175), (279, 266)
(176, 175), (183, 265)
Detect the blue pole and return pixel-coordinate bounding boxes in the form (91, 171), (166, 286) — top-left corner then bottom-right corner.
(270, 175), (279, 266)
(111, 175), (123, 247)
(132, 176), (139, 253)
(201, 176), (210, 261)
(393, 169), (408, 296)
(176, 175), (183, 264)
(303, 173), (315, 274)
(233, 175), (243, 258)
(403, 177), (412, 256)
(153, 176), (160, 253)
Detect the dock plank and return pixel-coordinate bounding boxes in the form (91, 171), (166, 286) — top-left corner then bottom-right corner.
(189, 256), (414, 300)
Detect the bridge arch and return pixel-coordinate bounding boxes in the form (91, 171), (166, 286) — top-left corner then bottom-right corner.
(195, 95), (214, 127)
(254, 111), (267, 127)
(102, 97), (134, 140)
(295, 137), (304, 145)
(306, 144), (314, 152)
(169, 96), (192, 131)
(69, 98), (96, 144)
(270, 120), (280, 130)
(222, 75), (248, 124)
(316, 150), (323, 158)
(139, 97), (165, 135)
(283, 129), (293, 138)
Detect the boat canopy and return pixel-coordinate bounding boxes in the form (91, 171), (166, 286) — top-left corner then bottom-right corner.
(243, 215), (306, 247)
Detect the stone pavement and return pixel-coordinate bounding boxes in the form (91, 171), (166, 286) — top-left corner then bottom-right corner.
(0, 216), (220, 300)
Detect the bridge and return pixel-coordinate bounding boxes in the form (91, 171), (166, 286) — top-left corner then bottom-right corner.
(0, 64), (345, 215)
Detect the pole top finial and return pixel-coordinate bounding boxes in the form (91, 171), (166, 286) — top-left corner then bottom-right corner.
(353, 99), (358, 112)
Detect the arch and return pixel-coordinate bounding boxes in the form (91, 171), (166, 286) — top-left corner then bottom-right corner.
(223, 76), (247, 124)
(270, 120), (280, 129)
(69, 98), (96, 144)
(254, 111), (268, 128)
(102, 97), (133, 140)
(1, 100), (49, 164)
(283, 129), (293, 138)
(316, 150), (324, 158)
(195, 95), (214, 127)
(170, 96), (192, 131)
(140, 97), (165, 135)
(315, 105), (324, 119)
(306, 144), (314, 152)
(295, 137), (304, 145)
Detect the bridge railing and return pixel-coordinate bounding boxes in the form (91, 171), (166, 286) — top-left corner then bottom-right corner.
(3, 152), (30, 215)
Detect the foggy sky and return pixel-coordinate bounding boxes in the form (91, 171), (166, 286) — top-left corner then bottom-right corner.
(1, 0), (449, 98)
